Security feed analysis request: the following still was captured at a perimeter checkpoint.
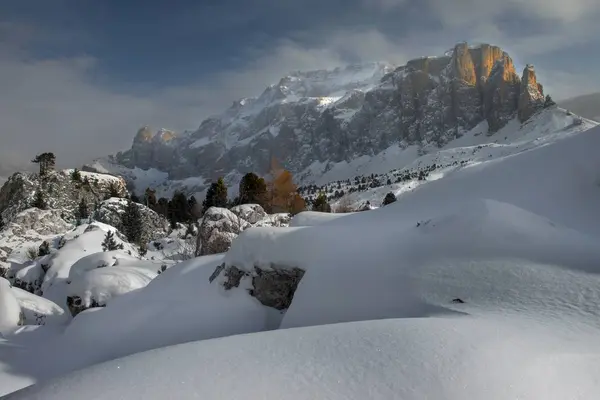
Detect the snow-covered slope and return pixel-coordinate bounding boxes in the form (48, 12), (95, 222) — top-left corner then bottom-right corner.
(1, 123), (600, 398)
(6, 316), (600, 400)
(301, 107), (596, 209)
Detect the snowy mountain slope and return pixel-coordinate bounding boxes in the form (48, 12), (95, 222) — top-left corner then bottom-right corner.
(301, 107), (596, 209)
(88, 42), (550, 199)
(0, 123), (599, 398)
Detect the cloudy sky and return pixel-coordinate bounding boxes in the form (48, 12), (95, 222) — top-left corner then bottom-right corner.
(1, 0), (599, 170)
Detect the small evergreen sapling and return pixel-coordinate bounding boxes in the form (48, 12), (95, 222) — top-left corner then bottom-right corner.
(101, 230), (124, 252)
(122, 200), (143, 245)
(78, 198), (89, 220)
(71, 168), (82, 182)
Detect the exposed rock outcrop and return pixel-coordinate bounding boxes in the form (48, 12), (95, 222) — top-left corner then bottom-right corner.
(0, 170), (127, 224)
(196, 205), (291, 256)
(93, 198), (170, 243)
(210, 263), (305, 310)
(518, 65), (545, 122)
(484, 55), (521, 132)
(197, 207), (250, 256)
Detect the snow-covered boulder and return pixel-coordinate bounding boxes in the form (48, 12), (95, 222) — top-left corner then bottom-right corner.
(197, 205), (292, 256)
(229, 204), (267, 224)
(40, 222), (136, 309)
(11, 286), (67, 326)
(5, 208), (71, 237)
(197, 207), (250, 256)
(64, 250), (171, 316)
(93, 198), (170, 243)
(0, 278), (23, 331)
(0, 208), (71, 270)
(5, 260), (46, 295)
(254, 213), (291, 227)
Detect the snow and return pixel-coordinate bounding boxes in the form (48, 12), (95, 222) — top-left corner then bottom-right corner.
(0, 255), (271, 392)
(0, 278), (22, 333)
(6, 316), (600, 400)
(11, 287), (67, 326)
(2, 116), (600, 398)
(289, 211), (354, 227)
(40, 222), (135, 308)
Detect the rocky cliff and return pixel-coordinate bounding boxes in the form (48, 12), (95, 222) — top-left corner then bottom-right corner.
(0, 169), (128, 224)
(90, 42), (546, 193)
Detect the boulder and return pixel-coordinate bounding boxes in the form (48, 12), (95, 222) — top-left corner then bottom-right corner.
(197, 206), (292, 256)
(197, 207), (250, 256)
(93, 198), (170, 243)
(210, 263), (306, 311)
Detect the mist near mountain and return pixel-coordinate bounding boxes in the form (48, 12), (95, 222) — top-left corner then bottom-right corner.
(560, 93), (600, 121)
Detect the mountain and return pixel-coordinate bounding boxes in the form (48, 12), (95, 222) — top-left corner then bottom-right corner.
(560, 92), (600, 121)
(88, 42), (548, 198)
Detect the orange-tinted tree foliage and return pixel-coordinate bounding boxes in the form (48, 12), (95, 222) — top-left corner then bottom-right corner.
(267, 157), (305, 214)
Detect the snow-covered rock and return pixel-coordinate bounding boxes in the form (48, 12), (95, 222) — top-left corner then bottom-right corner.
(0, 169), (127, 225)
(197, 207), (250, 256)
(0, 278), (23, 332)
(11, 287), (67, 326)
(93, 198), (170, 243)
(0, 208), (71, 271)
(197, 205), (291, 256)
(229, 204), (267, 224)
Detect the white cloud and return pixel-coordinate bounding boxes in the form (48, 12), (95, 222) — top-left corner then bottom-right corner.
(425, 0), (600, 26)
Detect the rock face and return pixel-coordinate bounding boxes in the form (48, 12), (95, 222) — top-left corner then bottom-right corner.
(210, 264), (305, 311)
(197, 207), (250, 256)
(518, 65), (545, 122)
(93, 198), (170, 243)
(0, 170), (128, 225)
(92, 42), (545, 191)
(197, 205), (291, 256)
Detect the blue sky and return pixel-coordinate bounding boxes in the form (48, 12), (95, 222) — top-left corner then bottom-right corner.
(1, 0), (599, 168)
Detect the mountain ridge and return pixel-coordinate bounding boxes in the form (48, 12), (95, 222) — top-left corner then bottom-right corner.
(87, 42), (549, 197)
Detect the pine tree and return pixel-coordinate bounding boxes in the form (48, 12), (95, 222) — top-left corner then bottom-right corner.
(188, 195), (202, 219)
(312, 193), (332, 213)
(239, 172), (268, 208)
(202, 178), (228, 212)
(77, 198), (89, 220)
(144, 188), (157, 209)
(169, 192), (191, 223)
(382, 192), (397, 206)
(101, 230), (124, 252)
(32, 190), (47, 209)
(121, 200), (143, 245)
(71, 168), (82, 182)
(31, 152), (56, 176)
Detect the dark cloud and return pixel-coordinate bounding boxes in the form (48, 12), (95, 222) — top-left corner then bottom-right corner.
(0, 0), (599, 171)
